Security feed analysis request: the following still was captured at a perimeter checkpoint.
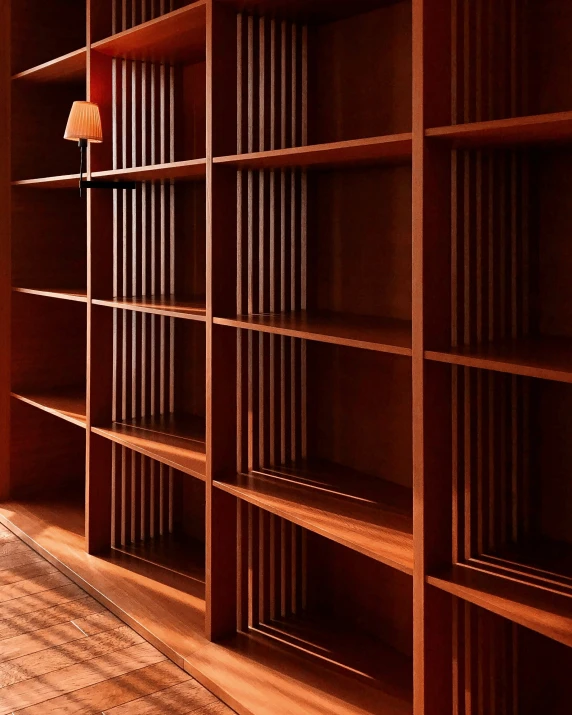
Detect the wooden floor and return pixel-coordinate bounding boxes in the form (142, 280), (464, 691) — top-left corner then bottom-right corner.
(0, 523), (233, 715)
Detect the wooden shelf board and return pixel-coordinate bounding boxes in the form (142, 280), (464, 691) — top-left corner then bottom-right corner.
(12, 174), (79, 189)
(93, 296), (207, 320)
(11, 387), (87, 428)
(93, 414), (206, 481)
(92, 1), (207, 65)
(114, 533), (205, 584)
(11, 47), (87, 83)
(472, 539), (572, 596)
(13, 287), (87, 303)
(214, 312), (412, 355)
(426, 111), (572, 148)
(214, 134), (413, 170)
(93, 158), (207, 183)
(215, 460), (413, 574)
(0, 495), (208, 665)
(428, 565), (572, 649)
(426, 335), (572, 383)
(191, 620), (412, 715)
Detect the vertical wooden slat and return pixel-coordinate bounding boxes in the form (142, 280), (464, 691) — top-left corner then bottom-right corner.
(237, 500), (249, 631)
(488, 370), (496, 552)
(511, 375), (518, 543)
(464, 368), (472, 561)
(452, 597), (460, 715)
(248, 505), (259, 628)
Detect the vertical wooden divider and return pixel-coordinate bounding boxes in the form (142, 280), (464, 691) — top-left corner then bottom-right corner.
(0, 0), (10, 501)
(86, 1), (113, 554)
(207, 0), (240, 641)
(414, 1), (455, 712)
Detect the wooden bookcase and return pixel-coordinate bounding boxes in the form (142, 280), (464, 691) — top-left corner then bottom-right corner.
(1, 1), (572, 713)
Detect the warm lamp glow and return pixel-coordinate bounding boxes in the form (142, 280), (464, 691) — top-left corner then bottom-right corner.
(64, 101), (103, 143)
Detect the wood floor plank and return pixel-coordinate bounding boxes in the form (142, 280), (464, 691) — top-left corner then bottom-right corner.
(0, 542), (32, 558)
(0, 626), (144, 687)
(104, 679), (219, 714)
(0, 572), (71, 603)
(0, 596), (106, 641)
(0, 584), (86, 621)
(0, 561), (58, 588)
(71, 612), (123, 637)
(0, 526), (18, 542)
(0, 551), (44, 573)
(14, 661), (191, 715)
(0, 642), (165, 714)
(0, 613), (121, 663)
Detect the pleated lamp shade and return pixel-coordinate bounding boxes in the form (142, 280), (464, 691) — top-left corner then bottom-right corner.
(64, 101), (103, 143)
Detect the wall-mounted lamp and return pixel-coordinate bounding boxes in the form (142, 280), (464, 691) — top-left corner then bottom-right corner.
(64, 101), (136, 196)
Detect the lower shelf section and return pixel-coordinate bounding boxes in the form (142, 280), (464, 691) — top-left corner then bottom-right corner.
(193, 621), (412, 715)
(0, 491), (414, 715)
(114, 532), (205, 583)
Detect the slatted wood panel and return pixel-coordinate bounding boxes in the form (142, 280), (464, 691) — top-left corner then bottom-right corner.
(106, 0), (206, 553)
(452, 599), (519, 715)
(236, 10), (308, 477)
(237, 503), (306, 631)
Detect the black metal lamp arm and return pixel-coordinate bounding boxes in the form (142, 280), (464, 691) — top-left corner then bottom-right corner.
(77, 139), (136, 196)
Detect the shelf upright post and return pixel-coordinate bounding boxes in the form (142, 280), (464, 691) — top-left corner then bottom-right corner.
(206, 0), (242, 642)
(0, 0), (10, 501)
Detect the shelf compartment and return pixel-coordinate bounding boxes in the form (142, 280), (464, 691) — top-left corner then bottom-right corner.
(434, 593), (572, 714)
(428, 142), (572, 380)
(10, 399), (86, 501)
(91, 181), (205, 306)
(11, 48), (87, 83)
(92, 159), (207, 183)
(214, 135), (413, 170)
(92, 1), (207, 65)
(11, 189), (86, 298)
(11, 293), (86, 400)
(194, 624), (412, 715)
(108, 447), (206, 584)
(231, 334), (412, 541)
(11, 79), (85, 182)
(93, 414), (206, 481)
(10, 0), (86, 76)
(426, 336), (572, 384)
(216, 458), (413, 573)
(216, 0), (411, 157)
(12, 387), (86, 428)
(215, 312), (411, 355)
(426, 0), (572, 129)
(224, 164), (412, 334)
(215, 508), (413, 714)
(427, 112), (572, 149)
(445, 363), (572, 608)
(428, 565), (572, 649)
(93, 296), (206, 321)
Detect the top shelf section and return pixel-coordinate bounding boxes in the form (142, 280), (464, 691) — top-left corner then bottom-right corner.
(427, 112), (572, 150)
(92, 1), (207, 65)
